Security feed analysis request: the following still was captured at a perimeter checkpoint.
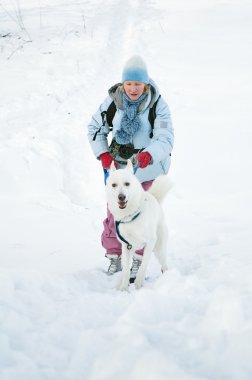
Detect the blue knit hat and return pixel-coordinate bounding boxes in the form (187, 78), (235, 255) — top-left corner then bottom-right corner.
(122, 55), (149, 84)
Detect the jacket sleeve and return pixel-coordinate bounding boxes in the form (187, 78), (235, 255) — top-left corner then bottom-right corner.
(87, 96), (114, 158)
(144, 97), (174, 163)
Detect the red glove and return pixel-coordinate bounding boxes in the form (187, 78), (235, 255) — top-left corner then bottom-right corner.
(100, 152), (114, 169)
(137, 151), (152, 168)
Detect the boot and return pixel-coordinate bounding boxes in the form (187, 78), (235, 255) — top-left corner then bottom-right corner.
(107, 255), (122, 275)
(130, 256), (142, 283)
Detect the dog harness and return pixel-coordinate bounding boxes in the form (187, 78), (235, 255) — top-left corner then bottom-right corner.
(115, 211), (141, 250)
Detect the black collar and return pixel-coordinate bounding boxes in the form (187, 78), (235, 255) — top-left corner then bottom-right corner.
(115, 212), (141, 250)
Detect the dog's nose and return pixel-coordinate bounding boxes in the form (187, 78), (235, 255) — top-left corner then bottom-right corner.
(118, 193), (126, 202)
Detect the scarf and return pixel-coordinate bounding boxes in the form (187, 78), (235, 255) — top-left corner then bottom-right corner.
(115, 92), (147, 145)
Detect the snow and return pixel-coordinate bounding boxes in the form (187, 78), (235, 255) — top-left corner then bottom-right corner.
(0, 0), (252, 379)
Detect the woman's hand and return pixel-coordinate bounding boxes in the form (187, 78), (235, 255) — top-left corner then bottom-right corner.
(137, 151), (152, 168)
(100, 152), (114, 169)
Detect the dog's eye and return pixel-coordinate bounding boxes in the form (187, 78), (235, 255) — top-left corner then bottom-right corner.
(112, 183), (117, 188)
(124, 182), (130, 187)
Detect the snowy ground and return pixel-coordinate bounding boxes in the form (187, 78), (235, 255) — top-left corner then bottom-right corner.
(0, 0), (252, 379)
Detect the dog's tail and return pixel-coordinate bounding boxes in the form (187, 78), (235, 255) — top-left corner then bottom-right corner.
(148, 175), (173, 203)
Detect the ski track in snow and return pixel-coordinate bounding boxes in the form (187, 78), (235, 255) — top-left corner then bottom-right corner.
(0, 0), (252, 379)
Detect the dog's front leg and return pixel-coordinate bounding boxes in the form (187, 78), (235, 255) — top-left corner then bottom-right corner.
(117, 245), (131, 291)
(135, 240), (155, 289)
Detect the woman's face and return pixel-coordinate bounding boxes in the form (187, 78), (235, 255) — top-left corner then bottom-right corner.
(123, 81), (145, 101)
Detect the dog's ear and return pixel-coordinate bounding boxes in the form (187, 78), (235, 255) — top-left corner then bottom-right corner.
(126, 159), (134, 173)
(110, 160), (117, 172)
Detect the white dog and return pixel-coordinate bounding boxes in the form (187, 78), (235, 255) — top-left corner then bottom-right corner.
(106, 160), (172, 291)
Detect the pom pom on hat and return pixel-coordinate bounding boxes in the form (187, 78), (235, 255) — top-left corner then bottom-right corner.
(122, 55), (149, 84)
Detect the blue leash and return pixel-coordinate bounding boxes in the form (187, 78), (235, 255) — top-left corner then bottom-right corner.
(103, 161), (140, 185)
(133, 161), (140, 174)
(103, 168), (110, 185)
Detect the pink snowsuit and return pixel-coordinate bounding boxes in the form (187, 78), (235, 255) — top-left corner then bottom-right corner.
(101, 180), (153, 257)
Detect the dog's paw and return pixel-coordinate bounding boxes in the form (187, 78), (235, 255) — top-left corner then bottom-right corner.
(134, 275), (144, 289)
(117, 284), (129, 291)
(161, 266), (168, 273)
(117, 279), (130, 291)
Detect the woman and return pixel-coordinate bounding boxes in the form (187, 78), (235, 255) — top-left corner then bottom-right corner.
(87, 55), (174, 279)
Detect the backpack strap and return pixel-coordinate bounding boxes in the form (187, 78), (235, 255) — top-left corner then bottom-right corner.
(148, 95), (161, 138)
(106, 100), (117, 128)
(92, 100), (116, 141)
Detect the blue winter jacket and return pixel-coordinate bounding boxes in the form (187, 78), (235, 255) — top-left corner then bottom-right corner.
(87, 79), (174, 183)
